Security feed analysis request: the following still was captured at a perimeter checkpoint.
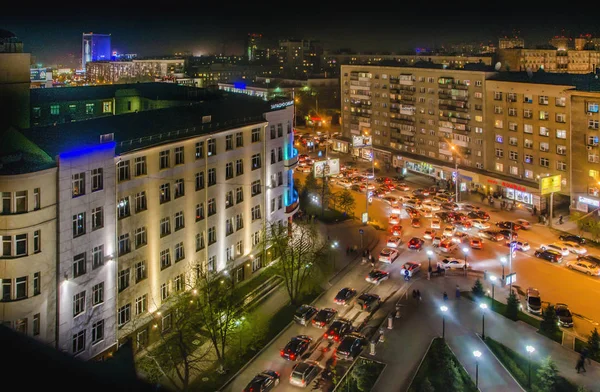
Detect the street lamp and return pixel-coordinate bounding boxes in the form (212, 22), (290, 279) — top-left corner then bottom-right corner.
(500, 256), (507, 281)
(330, 240), (339, 270)
(427, 249), (433, 270)
(473, 350), (482, 388)
(440, 305), (448, 339)
(479, 303), (488, 340)
(526, 345), (535, 389)
(462, 247), (469, 264)
(489, 276), (497, 309)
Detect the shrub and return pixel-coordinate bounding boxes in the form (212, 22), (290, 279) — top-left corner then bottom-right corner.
(471, 278), (484, 298)
(540, 305), (560, 338)
(505, 291), (519, 321)
(587, 328), (600, 360)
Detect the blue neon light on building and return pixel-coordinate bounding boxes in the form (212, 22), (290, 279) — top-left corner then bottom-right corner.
(59, 141), (116, 160)
(82, 33), (111, 70)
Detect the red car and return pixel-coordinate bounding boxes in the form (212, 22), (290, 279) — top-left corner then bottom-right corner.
(390, 225), (403, 236)
(407, 237), (425, 250)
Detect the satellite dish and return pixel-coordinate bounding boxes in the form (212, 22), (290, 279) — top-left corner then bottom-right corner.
(495, 62), (502, 71)
(526, 67), (533, 78)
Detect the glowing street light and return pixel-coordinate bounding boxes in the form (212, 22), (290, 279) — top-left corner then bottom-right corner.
(479, 303), (488, 339)
(473, 350), (482, 388)
(526, 345), (535, 388)
(489, 275), (497, 308)
(440, 305), (449, 339)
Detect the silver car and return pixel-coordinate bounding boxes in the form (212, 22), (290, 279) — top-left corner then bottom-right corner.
(289, 361), (321, 388)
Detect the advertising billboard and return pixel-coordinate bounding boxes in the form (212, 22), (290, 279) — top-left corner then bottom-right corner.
(352, 135), (372, 147)
(540, 174), (561, 195)
(313, 158), (340, 178)
(30, 68), (49, 83)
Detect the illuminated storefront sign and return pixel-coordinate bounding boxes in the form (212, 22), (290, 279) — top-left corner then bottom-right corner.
(270, 100), (294, 110)
(579, 196), (600, 207)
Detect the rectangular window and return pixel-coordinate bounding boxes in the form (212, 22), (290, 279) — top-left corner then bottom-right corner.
(252, 154), (261, 170)
(72, 330), (86, 355)
(236, 213), (244, 230)
(278, 195), (283, 210)
(539, 111), (549, 120)
(236, 187), (243, 204)
(208, 227), (216, 244)
(539, 126), (549, 137)
(208, 256), (216, 272)
(15, 276), (27, 299)
(2, 278), (11, 301)
(159, 150), (170, 169)
(556, 113), (566, 123)
(174, 274), (184, 292)
(134, 157), (147, 177)
(33, 313), (40, 336)
(271, 149), (276, 164)
(226, 245), (234, 261)
(92, 206), (104, 229)
(226, 162), (234, 179)
(135, 227), (147, 248)
(174, 242), (185, 262)
(270, 125), (276, 139)
(236, 159), (244, 176)
(161, 282), (170, 302)
(252, 231), (261, 247)
(251, 180), (261, 196)
(509, 151), (518, 160)
(509, 137), (518, 146)
(135, 294), (147, 315)
(91, 320), (104, 344)
(73, 252), (86, 278)
(196, 232), (205, 251)
(195, 141), (204, 159)
(236, 132), (243, 147)
(556, 129), (567, 139)
(92, 282), (104, 306)
(540, 142), (549, 152)
(160, 249), (171, 270)
(85, 103), (94, 114)
(50, 104), (60, 115)
(252, 128), (260, 143)
(556, 145), (567, 155)
(557, 161), (567, 171)
(118, 304), (131, 326)
(508, 122), (517, 132)
(118, 233), (131, 256)
(251, 205), (261, 221)
(196, 203), (204, 221)
(524, 154), (533, 164)
(510, 166), (519, 175)
(524, 169), (533, 179)
(135, 260), (147, 283)
(174, 179), (185, 198)
(33, 188), (40, 210)
(72, 172), (85, 197)
(159, 183), (170, 204)
(494, 91), (503, 100)
(539, 95), (549, 105)
(174, 146), (184, 165)
(102, 101), (112, 113)
(540, 157), (550, 167)
(589, 119), (599, 129)
(494, 106), (503, 114)
(556, 97), (567, 107)
(33, 272), (40, 295)
(252, 255), (262, 272)
(73, 291), (85, 317)
(208, 168), (216, 186)
(15, 234), (26, 256)
(1, 192), (10, 214)
(278, 124), (283, 137)
(208, 198), (216, 216)
(90, 168), (103, 192)
(226, 218), (234, 236)
(207, 139), (217, 156)
(495, 162), (504, 172)
(117, 198), (130, 219)
(195, 171), (204, 191)
(524, 139), (533, 149)
(174, 212), (185, 231)
(524, 109), (532, 119)
(92, 245), (104, 269)
(524, 124), (533, 134)
(117, 160), (130, 182)
(226, 135), (233, 150)
(135, 191), (147, 213)
(160, 217), (171, 237)
(495, 148), (504, 158)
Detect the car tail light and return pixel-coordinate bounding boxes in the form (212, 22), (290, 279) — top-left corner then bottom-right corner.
(290, 353), (296, 360)
(280, 350), (284, 356)
(334, 335), (339, 341)
(323, 333), (328, 338)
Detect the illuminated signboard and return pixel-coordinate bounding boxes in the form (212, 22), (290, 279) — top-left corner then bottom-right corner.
(270, 100), (294, 110)
(352, 135), (372, 147)
(540, 175), (561, 195)
(313, 158), (340, 178)
(579, 196), (600, 207)
(30, 68), (48, 82)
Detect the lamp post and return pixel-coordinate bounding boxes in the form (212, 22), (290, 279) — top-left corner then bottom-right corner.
(440, 305), (448, 339)
(427, 249), (433, 270)
(462, 247), (469, 264)
(330, 240), (339, 270)
(479, 303), (488, 340)
(500, 256), (506, 281)
(489, 276), (497, 309)
(473, 350), (482, 388)
(526, 345), (535, 389)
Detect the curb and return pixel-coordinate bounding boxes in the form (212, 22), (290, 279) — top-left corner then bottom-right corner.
(404, 337), (436, 392)
(445, 340), (486, 392)
(476, 334), (526, 392)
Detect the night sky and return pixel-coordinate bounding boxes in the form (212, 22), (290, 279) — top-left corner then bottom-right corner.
(1, 4), (598, 66)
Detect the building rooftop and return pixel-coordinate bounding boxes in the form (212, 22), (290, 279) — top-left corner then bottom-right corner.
(30, 82), (211, 104)
(6, 92), (280, 175)
(487, 71), (600, 91)
(345, 62), (496, 72)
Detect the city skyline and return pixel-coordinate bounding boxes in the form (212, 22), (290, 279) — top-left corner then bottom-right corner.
(2, 5), (599, 66)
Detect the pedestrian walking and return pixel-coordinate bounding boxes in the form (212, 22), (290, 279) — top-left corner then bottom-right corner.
(455, 285), (461, 299)
(576, 356), (586, 373)
(416, 289), (421, 301)
(443, 291), (448, 302)
(412, 289), (417, 299)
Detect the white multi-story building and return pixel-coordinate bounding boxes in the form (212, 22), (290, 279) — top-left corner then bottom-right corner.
(2, 92), (299, 359)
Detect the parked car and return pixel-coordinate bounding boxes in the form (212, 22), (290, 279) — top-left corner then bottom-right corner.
(334, 287), (357, 306)
(355, 293), (381, 312)
(335, 332), (367, 361)
(560, 241), (587, 255)
(289, 361), (321, 388)
(324, 319), (353, 341)
(451, 232), (470, 244)
(293, 304), (319, 326)
(540, 243), (569, 257)
(400, 261), (421, 277)
(407, 237), (425, 251)
(312, 308), (338, 328)
(559, 234), (586, 245)
(566, 260), (600, 276)
(577, 254), (600, 264)
(422, 201), (441, 211)
(555, 303), (574, 328)
(386, 236), (402, 248)
(470, 238), (483, 249)
(534, 248), (563, 263)
(244, 370), (280, 392)
(441, 202), (460, 211)
(439, 258), (469, 270)
(526, 288), (542, 315)
(379, 247), (400, 263)
(280, 335), (312, 361)
(365, 269), (390, 285)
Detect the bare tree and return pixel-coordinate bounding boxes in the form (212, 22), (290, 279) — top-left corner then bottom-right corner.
(192, 264), (243, 373)
(337, 189), (356, 217)
(266, 221), (327, 304)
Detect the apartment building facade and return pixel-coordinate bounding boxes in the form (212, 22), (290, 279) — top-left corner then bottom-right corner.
(2, 93), (298, 360)
(85, 59), (185, 84)
(497, 48), (600, 74)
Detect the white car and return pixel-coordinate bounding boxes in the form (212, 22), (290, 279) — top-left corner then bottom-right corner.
(451, 232), (470, 244)
(422, 201), (441, 211)
(566, 260), (600, 276)
(431, 219), (441, 229)
(423, 229), (436, 240)
(432, 236), (443, 247)
(379, 247), (399, 263)
(400, 261), (422, 277)
(439, 258), (469, 270)
(396, 183), (410, 192)
(386, 236), (402, 248)
(560, 241), (587, 255)
(540, 243), (570, 257)
(439, 238), (458, 253)
(388, 214), (400, 225)
(471, 219), (490, 230)
(442, 226), (456, 237)
(510, 241), (531, 251)
(337, 179), (353, 188)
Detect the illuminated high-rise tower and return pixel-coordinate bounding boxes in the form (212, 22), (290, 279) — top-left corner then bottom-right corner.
(82, 33), (111, 70)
